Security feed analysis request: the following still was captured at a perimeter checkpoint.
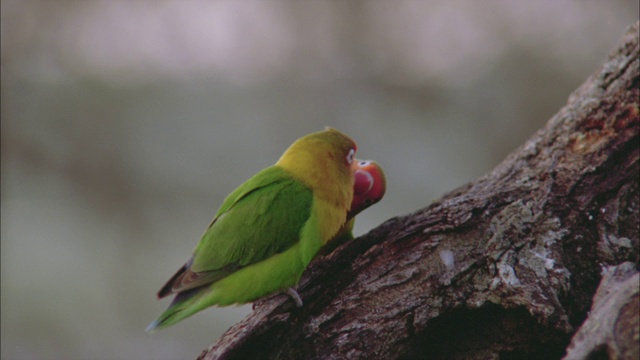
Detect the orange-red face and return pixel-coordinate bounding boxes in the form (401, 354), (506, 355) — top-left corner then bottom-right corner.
(348, 160), (386, 219)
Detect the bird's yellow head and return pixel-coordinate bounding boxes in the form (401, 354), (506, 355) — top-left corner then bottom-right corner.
(276, 127), (357, 208)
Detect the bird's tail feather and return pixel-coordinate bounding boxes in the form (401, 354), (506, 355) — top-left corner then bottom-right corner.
(146, 286), (209, 332)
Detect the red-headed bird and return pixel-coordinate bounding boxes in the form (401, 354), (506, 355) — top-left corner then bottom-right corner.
(327, 159), (386, 250)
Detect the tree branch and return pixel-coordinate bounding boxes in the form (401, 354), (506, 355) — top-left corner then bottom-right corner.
(564, 262), (638, 360)
(200, 22), (639, 360)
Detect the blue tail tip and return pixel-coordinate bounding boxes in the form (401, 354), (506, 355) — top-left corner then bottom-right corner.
(145, 319), (160, 333)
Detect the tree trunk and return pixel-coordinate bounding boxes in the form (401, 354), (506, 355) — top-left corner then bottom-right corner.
(199, 22), (639, 360)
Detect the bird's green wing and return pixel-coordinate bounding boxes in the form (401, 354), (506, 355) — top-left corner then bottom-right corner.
(160, 166), (313, 296)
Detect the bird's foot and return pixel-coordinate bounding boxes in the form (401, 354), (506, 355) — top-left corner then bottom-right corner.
(286, 287), (303, 307)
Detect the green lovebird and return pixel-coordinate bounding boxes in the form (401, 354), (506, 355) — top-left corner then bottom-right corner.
(147, 128), (357, 331)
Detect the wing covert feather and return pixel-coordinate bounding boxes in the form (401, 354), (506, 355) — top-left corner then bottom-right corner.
(191, 166), (313, 273)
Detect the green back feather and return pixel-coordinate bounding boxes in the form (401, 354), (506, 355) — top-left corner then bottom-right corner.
(192, 166), (312, 272)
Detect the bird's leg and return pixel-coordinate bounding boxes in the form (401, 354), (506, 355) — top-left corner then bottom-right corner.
(286, 287), (303, 307)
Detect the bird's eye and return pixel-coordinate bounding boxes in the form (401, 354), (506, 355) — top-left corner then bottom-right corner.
(346, 148), (355, 164)
(358, 160), (370, 166)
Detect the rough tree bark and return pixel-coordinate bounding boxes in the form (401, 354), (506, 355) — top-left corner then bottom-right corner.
(199, 22), (639, 360)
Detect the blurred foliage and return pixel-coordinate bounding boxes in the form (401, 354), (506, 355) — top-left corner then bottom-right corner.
(1, 1), (638, 359)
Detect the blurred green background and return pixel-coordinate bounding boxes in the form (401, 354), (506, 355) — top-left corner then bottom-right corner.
(2, 1), (637, 359)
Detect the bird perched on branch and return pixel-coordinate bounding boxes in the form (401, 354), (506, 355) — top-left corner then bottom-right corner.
(147, 128), (358, 331)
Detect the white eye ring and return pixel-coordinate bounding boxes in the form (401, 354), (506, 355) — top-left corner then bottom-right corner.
(346, 149), (355, 164)
(358, 160), (370, 166)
